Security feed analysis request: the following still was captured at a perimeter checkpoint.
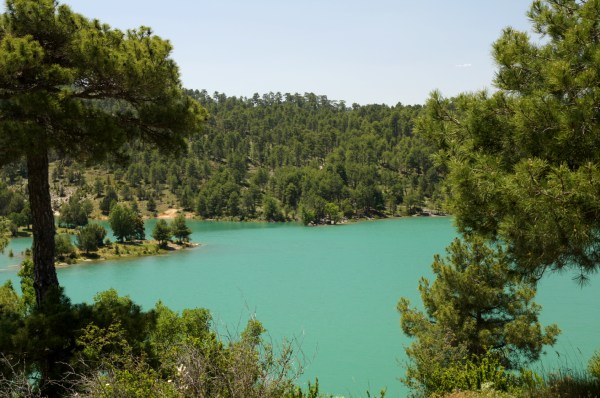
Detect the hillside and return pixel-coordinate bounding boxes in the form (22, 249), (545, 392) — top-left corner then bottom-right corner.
(1, 91), (444, 226)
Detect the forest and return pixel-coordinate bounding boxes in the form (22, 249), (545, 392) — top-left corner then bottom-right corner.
(1, 90), (440, 229)
(1, 0), (600, 397)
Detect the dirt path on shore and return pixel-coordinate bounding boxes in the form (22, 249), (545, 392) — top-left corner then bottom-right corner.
(157, 208), (180, 219)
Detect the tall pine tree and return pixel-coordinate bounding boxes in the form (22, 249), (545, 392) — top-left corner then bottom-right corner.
(0, 0), (206, 305)
(419, 0), (600, 281)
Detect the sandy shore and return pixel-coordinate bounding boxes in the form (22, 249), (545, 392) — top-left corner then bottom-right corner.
(156, 208), (194, 219)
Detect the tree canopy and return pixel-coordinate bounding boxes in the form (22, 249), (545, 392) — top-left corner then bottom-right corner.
(0, 0), (205, 305)
(152, 219), (171, 247)
(419, 0), (600, 281)
(398, 236), (560, 394)
(76, 223), (107, 254)
(58, 194), (93, 228)
(171, 213), (191, 243)
(109, 203), (144, 243)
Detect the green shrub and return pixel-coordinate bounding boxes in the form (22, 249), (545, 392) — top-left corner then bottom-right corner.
(55, 233), (76, 260)
(426, 351), (512, 395)
(589, 349), (600, 380)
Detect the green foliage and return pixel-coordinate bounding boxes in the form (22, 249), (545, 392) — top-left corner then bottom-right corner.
(323, 202), (342, 224)
(400, 1), (600, 395)
(152, 219), (171, 247)
(0, 0), (206, 167)
(195, 169), (241, 218)
(0, 185), (27, 243)
(7, 207), (30, 231)
(35, 89), (443, 225)
(0, 184), (30, 235)
(77, 321), (133, 365)
(301, 206), (317, 226)
(285, 379), (323, 398)
(146, 196), (157, 213)
(0, 183), (26, 218)
(171, 213), (191, 243)
(100, 186), (119, 215)
(519, 367), (600, 398)
(427, 351), (512, 396)
(17, 257), (36, 312)
(262, 195), (284, 221)
(0, 0), (206, 308)
(87, 289), (156, 358)
(0, 217), (9, 252)
(418, 0), (600, 279)
(0, 279), (20, 315)
(398, 235), (559, 395)
(92, 362), (180, 398)
(76, 223), (107, 254)
(73, 297), (306, 398)
(58, 194), (93, 228)
(109, 203), (145, 242)
(54, 233), (76, 261)
(589, 349), (600, 380)
(0, 279), (328, 397)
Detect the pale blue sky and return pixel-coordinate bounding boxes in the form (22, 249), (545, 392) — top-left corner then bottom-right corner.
(5, 1), (534, 105)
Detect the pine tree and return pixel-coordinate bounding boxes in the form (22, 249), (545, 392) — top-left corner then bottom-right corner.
(0, 0), (205, 305)
(419, 0), (600, 280)
(171, 214), (191, 243)
(147, 196), (157, 213)
(152, 219), (172, 247)
(109, 204), (144, 243)
(398, 235), (560, 393)
(76, 224), (107, 254)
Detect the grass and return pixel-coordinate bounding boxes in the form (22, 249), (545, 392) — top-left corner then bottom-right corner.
(519, 369), (600, 398)
(433, 368), (600, 398)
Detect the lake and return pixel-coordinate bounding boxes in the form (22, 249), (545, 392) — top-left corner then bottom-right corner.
(0, 217), (598, 397)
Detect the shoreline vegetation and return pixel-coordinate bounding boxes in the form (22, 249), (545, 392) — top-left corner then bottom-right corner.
(1, 86), (447, 232)
(1, 208), (201, 269)
(56, 240), (200, 268)
(2, 209), (448, 270)
(6, 237), (200, 269)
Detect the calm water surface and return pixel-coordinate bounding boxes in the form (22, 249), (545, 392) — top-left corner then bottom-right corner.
(0, 217), (598, 397)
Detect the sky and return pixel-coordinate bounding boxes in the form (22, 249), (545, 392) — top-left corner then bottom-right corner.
(4, 1), (534, 105)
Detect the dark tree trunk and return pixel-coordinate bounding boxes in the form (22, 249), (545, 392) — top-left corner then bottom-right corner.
(27, 150), (59, 306)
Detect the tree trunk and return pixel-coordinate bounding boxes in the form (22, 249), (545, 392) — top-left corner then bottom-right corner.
(27, 150), (59, 306)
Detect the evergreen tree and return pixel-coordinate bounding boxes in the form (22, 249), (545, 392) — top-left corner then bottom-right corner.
(133, 214), (146, 241)
(0, 0), (205, 305)
(0, 218), (9, 251)
(76, 224), (107, 254)
(152, 219), (171, 247)
(130, 199), (140, 215)
(262, 196), (283, 222)
(99, 187), (118, 215)
(54, 234), (75, 261)
(146, 196), (157, 213)
(94, 179), (104, 198)
(58, 195), (92, 228)
(171, 214), (191, 243)
(419, 0), (600, 280)
(120, 185), (133, 201)
(179, 186), (193, 211)
(398, 235), (560, 394)
(109, 204), (144, 243)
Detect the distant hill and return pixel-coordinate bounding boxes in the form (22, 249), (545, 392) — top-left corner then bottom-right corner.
(0, 90), (445, 225)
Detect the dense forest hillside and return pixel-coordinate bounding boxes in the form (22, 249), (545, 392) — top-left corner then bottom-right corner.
(1, 91), (444, 227)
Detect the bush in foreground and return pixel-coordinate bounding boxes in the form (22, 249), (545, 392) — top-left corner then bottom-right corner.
(0, 263), (314, 397)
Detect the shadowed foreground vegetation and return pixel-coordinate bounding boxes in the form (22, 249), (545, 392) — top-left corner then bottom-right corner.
(1, 269), (387, 398)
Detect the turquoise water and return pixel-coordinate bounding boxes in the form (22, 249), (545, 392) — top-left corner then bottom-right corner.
(0, 217), (598, 397)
